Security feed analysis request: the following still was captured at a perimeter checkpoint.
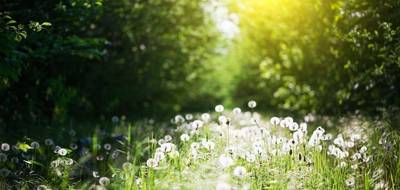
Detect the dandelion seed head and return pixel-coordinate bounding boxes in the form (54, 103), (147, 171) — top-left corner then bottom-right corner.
(146, 158), (158, 168)
(185, 114), (193, 121)
(345, 176), (355, 187)
(1, 143), (10, 151)
(215, 105), (224, 113)
(0, 168), (10, 177)
(248, 100), (257, 108)
(0, 153), (8, 162)
(103, 143), (112, 151)
(200, 113), (210, 122)
(99, 176), (110, 186)
(122, 162), (132, 170)
(92, 171), (100, 178)
(270, 117), (280, 126)
(233, 166), (247, 178)
(180, 133), (190, 142)
(112, 116), (119, 123)
(57, 148), (68, 156)
(233, 107), (241, 115)
(45, 138), (54, 146)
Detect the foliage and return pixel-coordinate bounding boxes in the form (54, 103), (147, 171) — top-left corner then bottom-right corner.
(227, 0), (400, 115)
(0, 0), (219, 136)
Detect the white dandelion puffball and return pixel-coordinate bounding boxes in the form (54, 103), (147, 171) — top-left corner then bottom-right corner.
(57, 148), (68, 156)
(122, 162), (132, 170)
(164, 135), (173, 142)
(201, 113), (211, 122)
(1, 143), (10, 151)
(233, 107), (241, 115)
(218, 154), (234, 168)
(180, 134), (190, 142)
(233, 166), (247, 178)
(185, 114), (193, 120)
(146, 158), (158, 168)
(44, 138), (54, 146)
(215, 105), (224, 113)
(345, 176), (355, 187)
(92, 171), (100, 178)
(0, 153), (7, 162)
(270, 117), (280, 126)
(248, 100), (257, 108)
(103, 143), (112, 151)
(99, 177), (110, 186)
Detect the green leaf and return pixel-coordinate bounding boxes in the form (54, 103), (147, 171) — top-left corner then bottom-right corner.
(17, 142), (32, 152)
(41, 22), (52, 26)
(6, 20), (16, 25)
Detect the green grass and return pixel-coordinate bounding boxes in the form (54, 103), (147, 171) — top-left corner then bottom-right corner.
(0, 110), (399, 190)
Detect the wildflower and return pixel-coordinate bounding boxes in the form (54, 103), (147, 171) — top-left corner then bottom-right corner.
(280, 119), (290, 128)
(96, 155), (104, 161)
(164, 135), (172, 142)
(160, 143), (174, 153)
(248, 100), (257, 108)
(270, 117), (281, 126)
(135, 177), (142, 186)
(65, 158), (74, 166)
(359, 146), (367, 154)
(112, 116), (119, 123)
(57, 148), (68, 156)
(215, 105), (224, 113)
(103, 143), (112, 151)
(99, 177), (110, 186)
(218, 154), (234, 168)
(233, 107), (241, 115)
(174, 115), (185, 124)
(1, 143), (10, 151)
(93, 171), (100, 178)
(70, 143), (78, 150)
(0, 153), (7, 162)
(192, 120), (204, 130)
(154, 151), (165, 161)
(180, 134), (190, 142)
(333, 134), (345, 147)
(245, 153), (256, 163)
(29, 141), (40, 149)
(201, 113), (211, 122)
(158, 139), (166, 145)
(185, 114), (193, 121)
(233, 166), (247, 178)
(374, 180), (389, 190)
(218, 116), (228, 125)
(0, 168), (10, 177)
(146, 158), (158, 168)
(45, 138), (54, 146)
(345, 176), (355, 187)
(288, 122), (299, 131)
(122, 162), (132, 170)
(351, 153), (362, 161)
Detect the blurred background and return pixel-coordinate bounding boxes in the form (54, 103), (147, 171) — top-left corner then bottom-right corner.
(1, 0), (399, 137)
